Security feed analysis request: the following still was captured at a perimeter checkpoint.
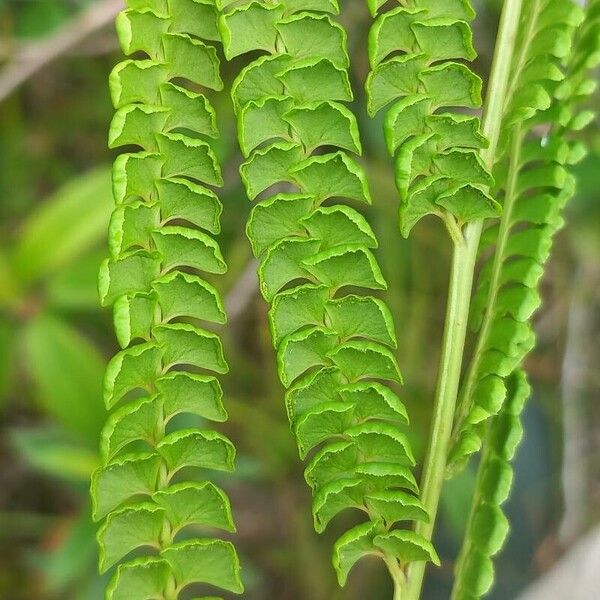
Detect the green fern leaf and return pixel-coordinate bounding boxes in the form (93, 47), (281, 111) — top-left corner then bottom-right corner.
(217, 1), (436, 591)
(448, 0), (595, 476)
(364, 0), (498, 238)
(451, 370), (530, 600)
(449, 2), (600, 598)
(92, 0), (243, 596)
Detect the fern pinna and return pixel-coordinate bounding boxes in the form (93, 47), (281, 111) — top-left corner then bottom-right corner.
(365, 0), (498, 241)
(450, 2), (600, 597)
(217, 0), (438, 593)
(91, 1), (243, 597)
(452, 369), (531, 600)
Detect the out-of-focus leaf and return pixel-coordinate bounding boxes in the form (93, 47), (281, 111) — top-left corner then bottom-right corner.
(11, 428), (99, 482)
(23, 312), (106, 442)
(46, 249), (107, 310)
(14, 167), (112, 285)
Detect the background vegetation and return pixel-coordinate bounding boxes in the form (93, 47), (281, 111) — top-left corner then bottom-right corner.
(0, 0), (598, 598)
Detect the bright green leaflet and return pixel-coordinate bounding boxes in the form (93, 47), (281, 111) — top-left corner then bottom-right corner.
(92, 0), (243, 597)
(218, 0), (438, 595)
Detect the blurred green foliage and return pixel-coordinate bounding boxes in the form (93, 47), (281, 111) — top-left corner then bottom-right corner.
(0, 1), (598, 599)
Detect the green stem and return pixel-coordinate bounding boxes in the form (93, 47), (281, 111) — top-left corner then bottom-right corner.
(384, 554), (405, 600)
(452, 0), (543, 438)
(452, 124), (524, 441)
(404, 229), (479, 600)
(479, 0), (524, 170)
(404, 1), (524, 598)
(156, 405), (178, 600)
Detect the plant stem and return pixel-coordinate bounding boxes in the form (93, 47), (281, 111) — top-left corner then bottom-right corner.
(404, 228), (479, 600)
(404, 1), (524, 598)
(452, 0), (542, 438)
(452, 124), (524, 441)
(479, 0), (524, 169)
(383, 554), (405, 600)
(156, 409), (178, 600)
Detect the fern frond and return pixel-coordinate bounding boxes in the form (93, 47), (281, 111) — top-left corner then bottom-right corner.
(449, 2), (599, 597)
(364, 0), (498, 239)
(217, 0), (439, 590)
(91, 1), (243, 597)
(451, 369), (530, 600)
(448, 0), (596, 476)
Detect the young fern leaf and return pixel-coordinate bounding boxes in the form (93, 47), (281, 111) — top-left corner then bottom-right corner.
(451, 369), (531, 600)
(448, 0), (597, 476)
(217, 0), (439, 592)
(449, 3), (600, 598)
(91, 1), (243, 597)
(364, 0), (498, 240)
